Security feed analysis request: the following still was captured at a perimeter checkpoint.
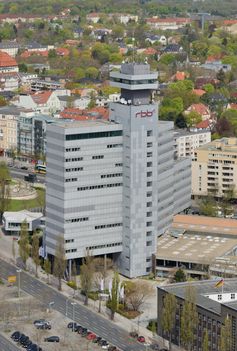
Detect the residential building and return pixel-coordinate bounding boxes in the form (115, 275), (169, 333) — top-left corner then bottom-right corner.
(0, 106), (28, 155)
(192, 137), (237, 198)
(31, 79), (64, 91)
(145, 34), (167, 46)
(185, 103), (211, 121)
(201, 60), (232, 73)
(86, 12), (101, 23)
(3, 210), (43, 234)
(45, 63), (191, 278)
(117, 14), (138, 24)
(174, 129), (211, 158)
(0, 73), (19, 91)
(156, 214), (237, 279)
(157, 279), (237, 351)
(146, 17), (192, 30)
(0, 50), (18, 73)
(15, 91), (61, 114)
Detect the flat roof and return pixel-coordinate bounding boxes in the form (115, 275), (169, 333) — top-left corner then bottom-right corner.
(174, 129), (210, 137)
(159, 279), (237, 314)
(157, 233), (237, 264)
(3, 210), (43, 222)
(54, 119), (118, 129)
(173, 214), (237, 237)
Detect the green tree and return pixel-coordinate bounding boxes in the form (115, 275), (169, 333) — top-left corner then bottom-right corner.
(71, 260), (78, 296)
(199, 196), (217, 217)
(44, 258), (51, 284)
(18, 220), (30, 268)
(220, 315), (232, 351)
(162, 293), (177, 350)
(110, 271), (120, 320)
(203, 329), (209, 351)
(80, 250), (94, 305)
(0, 161), (11, 221)
(53, 236), (66, 291)
(173, 268), (186, 283)
(203, 83), (214, 94)
(180, 284), (198, 351)
(85, 66), (99, 80)
(31, 233), (40, 277)
(185, 111), (202, 128)
(159, 53), (176, 65)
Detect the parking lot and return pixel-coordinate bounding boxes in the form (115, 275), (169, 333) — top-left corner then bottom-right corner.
(0, 284), (116, 351)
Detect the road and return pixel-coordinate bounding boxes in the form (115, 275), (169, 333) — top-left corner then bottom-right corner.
(9, 168), (45, 184)
(0, 258), (145, 351)
(0, 333), (21, 351)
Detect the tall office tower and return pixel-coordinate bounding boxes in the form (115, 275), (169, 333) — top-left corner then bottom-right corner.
(110, 63), (191, 277)
(45, 120), (123, 271)
(45, 62), (191, 278)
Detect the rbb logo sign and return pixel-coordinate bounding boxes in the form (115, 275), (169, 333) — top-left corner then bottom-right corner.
(135, 109), (155, 118)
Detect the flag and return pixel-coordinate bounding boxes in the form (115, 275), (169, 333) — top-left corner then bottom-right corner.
(215, 279), (224, 288)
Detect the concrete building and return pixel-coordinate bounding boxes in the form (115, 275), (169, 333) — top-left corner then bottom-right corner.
(3, 210), (43, 234)
(157, 279), (237, 351)
(174, 129), (211, 159)
(45, 63), (191, 277)
(156, 214), (237, 279)
(192, 137), (237, 198)
(0, 41), (19, 57)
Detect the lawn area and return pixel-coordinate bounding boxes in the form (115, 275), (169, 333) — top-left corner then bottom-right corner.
(8, 188), (45, 211)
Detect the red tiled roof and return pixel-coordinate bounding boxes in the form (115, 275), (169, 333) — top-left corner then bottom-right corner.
(0, 50), (18, 67)
(228, 103), (237, 110)
(31, 91), (52, 104)
(192, 89), (206, 97)
(195, 119), (210, 129)
(56, 47), (70, 56)
(187, 103), (210, 116)
(175, 71), (186, 81)
(60, 107), (108, 121)
(223, 20), (237, 26)
(20, 50), (49, 58)
(143, 47), (157, 55)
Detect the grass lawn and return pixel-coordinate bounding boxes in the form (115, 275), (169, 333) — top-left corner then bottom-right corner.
(8, 188), (45, 211)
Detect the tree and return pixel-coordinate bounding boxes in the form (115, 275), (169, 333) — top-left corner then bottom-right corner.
(110, 271), (120, 320)
(215, 117), (234, 137)
(85, 66), (99, 80)
(53, 236), (66, 291)
(80, 250), (94, 305)
(0, 161), (11, 222)
(162, 293), (177, 350)
(31, 233), (40, 277)
(220, 315), (232, 351)
(203, 329), (209, 351)
(71, 260), (78, 296)
(44, 258), (51, 284)
(199, 196), (217, 217)
(173, 268), (186, 283)
(18, 220), (30, 268)
(124, 280), (153, 312)
(180, 284), (198, 351)
(185, 111), (202, 128)
(203, 83), (214, 94)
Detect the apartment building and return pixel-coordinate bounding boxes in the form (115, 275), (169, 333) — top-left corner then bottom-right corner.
(174, 129), (211, 159)
(45, 63), (191, 278)
(192, 137), (237, 197)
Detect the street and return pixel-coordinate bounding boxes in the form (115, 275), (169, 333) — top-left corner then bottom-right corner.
(0, 333), (21, 351)
(9, 168), (45, 184)
(0, 258), (145, 351)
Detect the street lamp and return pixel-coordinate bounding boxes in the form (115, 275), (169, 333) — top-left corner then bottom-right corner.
(71, 302), (76, 332)
(48, 301), (54, 313)
(16, 269), (22, 298)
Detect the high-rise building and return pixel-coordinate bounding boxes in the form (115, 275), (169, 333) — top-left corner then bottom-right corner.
(45, 63), (191, 278)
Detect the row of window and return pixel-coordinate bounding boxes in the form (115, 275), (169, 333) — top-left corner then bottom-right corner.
(65, 178), (77, 182)
(66, 147), (80, 152)
(77, 183), (122, 191)
(65, 217), (89, 223)
(92, 155), (104, 159)
(95, 223), (122, 229)
(107, 144), (122, 148)
(66, 157), (83, 162)
(87, 242), (122, 250)
(65, 239), (74, 243)
(66, 130), (122, 141)
(101, 173), (122, 179)
(66, 167), (83, 172)
(66, 248), (77, 253)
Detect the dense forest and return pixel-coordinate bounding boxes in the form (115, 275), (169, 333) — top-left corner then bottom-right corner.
(0, 0), (237, 17)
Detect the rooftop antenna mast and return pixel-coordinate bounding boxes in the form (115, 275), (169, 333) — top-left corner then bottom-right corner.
(132, 30), (135, 63)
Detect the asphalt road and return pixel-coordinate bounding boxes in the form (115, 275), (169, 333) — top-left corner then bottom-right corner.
(0, 258), (145, 351)
(0, 333), (21, 351)
(9, 168), (45, 184)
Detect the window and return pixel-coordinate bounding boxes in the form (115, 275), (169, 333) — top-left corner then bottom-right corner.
(101, 173), (122, 178)
(147, 152), (152, 158)
(92, 155), (104, 159)
(147, 171), (152, 177)
(146, 241), (152, 246)
(147, 181), (152, 187)
(78, 183), (122, 191)
(146, 231), (152, 237)
(115, 163), (123, 167)
(87, 242), (122, 250)
(147, 162), (152, 167)
(231, 293), (235, 299)
(147, 130), (152, 137)
(65, 157), (83, 162)
(147, 221), (152, 227)
(107, 144), (122, 148)
(66, 248), (77, 253)
(95, 223), (122, 229)
(147, 212), (152, 217)
(66, 130), (122, 140)
(65, 239), (74, 243)
(66, 147), (80, 152)
(66, 217), (89, 223)
(65, 178), (77, 182)
(66, 167), (83, 172)
(217, 294), (222, 301)
(147, 142), (152, 148)
(147, 202), (152, 207)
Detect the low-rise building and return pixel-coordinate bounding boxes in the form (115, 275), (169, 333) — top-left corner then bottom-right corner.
(0, 50), (18, 73)
(174, 129), (211, 159)
(0, 41), (20, 57)
(146, 17), (192, 30)
(15, 91), (61, 114)
(192, 137), (237, 198)
(185, 103), (211, 121)
(3, 210), (43, 234)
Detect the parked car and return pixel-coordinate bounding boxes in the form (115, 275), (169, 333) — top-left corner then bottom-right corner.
(87, 332), (97, 340)
(44, 336), (60, 342)
(101, 341), (110, 349)
(20, 336), (29, 345)
(108, 346), (117, 351)
(21, 166), (28, 170)
(93, 336), (102, 343)
(19, 334), (28, 344)
(11, 331), (21, 341)
(34, 319), (51, 329)
(27, 344), (42, 351)
(67, 322), (78, 329)
(98, 339), (107, 346)
(79, 327), (87, 335)
(23, 340), (32, 349)
(137, 336), (145, 343)
(150, 344), (160, 350)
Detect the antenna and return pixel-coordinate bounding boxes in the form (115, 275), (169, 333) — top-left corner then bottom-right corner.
(132, 31), (135, 63)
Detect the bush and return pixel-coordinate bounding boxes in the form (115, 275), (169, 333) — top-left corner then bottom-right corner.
(88, 291), (99, 301)
(67, 281), (77, 290)
(147, 320), (157, 332)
